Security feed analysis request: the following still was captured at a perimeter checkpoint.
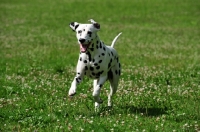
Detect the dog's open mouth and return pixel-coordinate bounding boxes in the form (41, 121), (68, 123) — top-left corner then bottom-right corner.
(80, 43), (91, 52)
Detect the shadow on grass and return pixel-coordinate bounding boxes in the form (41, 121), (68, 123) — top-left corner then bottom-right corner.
(122, 105), (168, 116)
(97, 105), (168, 117)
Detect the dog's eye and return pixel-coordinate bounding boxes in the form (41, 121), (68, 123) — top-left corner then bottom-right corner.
(88, 31), (92, 37)
(88, 31), (92, 35)
(78, 30), (82, 34)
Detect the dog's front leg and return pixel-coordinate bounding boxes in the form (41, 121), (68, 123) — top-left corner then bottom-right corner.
(93, 75), (107, 111)
(68, 61), (85, 96)
(68, 76), (81, 96)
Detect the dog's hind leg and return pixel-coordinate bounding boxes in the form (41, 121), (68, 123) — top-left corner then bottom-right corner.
(108, 77), (119, 107)
(108, 65), (120, 107)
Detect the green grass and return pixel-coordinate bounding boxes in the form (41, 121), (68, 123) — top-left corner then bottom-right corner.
(0, 0), (200, 131)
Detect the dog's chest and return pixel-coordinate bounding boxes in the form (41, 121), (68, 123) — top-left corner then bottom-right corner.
(78, 45), (115, 78)
(79, 52), (105, 78)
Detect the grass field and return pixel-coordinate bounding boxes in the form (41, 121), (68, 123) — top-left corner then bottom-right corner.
(0, 0), (200, 131)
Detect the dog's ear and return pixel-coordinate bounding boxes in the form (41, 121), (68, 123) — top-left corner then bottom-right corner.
(93, 23), (100, 30)
(69, 22), (79, 31)
(88, 19), (100, 30)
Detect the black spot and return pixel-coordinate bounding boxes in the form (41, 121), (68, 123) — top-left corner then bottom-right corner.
(90, 48), (94, 51)
(96, 40), (99, 44)
(97, 71), (104, 76)
(96, 66), (100, 69)
(115, 70), (118, 75)
(76, 77), (81, 83)
(87, 52), (91, 61)
(90, 67), (94, 71)
(108, 63), (111, 69)
(92, 59), (95, 62)
(75, 24), (79, 30)
(119, 70), (121, 75)
(84, 60), (87, 63)
(108, 59), (112, 68)
(94, 63), (98, 66)
(78, 30), (82, 34)
(100, 43), (102, 48)
(85, 66), (88, 70)
(99, 60), (102, 63)
(99, 55), (101, 57)
(77, 72), (80, 75)
(103, 47), (106, 51)
(70, 22), (75, 26)
(108, 70), (113, 80)
(79, 57), (82, 61)
(99, 84), (102, 87)
(119, 63), (121, 68)
(108, 53), (110, 56)
(76, 78), (79, 83)
(91, 43), (94, 47)
(92, 72), (95, 76)
(96, 45), (99, 49)
(102, 53), (105, 56)
(111, 51), (113, 56)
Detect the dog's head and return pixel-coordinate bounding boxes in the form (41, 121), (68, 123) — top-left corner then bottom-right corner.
(69, 19), (100, 53)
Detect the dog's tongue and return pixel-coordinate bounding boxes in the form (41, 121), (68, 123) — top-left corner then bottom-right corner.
(80, 44), (88, 52)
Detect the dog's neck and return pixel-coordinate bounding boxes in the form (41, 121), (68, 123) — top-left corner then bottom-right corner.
(82, 35), (104, 61)
(88, 35), (101, 52)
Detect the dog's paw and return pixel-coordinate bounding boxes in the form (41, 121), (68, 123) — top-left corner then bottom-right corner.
(68, 89), (76, 96)
(69, 92), (76, 97)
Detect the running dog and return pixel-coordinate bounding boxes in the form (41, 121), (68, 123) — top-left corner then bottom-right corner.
(68, 19), (122, 110)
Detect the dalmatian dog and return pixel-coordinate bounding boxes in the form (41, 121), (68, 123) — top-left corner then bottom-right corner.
(68, 19), (122, 111)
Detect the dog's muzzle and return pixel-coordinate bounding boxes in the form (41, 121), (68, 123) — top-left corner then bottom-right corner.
(79, 38), (91, 53)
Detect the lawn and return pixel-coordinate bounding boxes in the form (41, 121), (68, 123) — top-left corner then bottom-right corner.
(0, 0), (200, 131)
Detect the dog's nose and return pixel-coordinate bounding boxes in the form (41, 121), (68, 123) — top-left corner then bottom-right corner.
(79, 38), (85, 43)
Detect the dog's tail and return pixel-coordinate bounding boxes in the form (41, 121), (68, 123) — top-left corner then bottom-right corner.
(111, 32), (122, 48)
